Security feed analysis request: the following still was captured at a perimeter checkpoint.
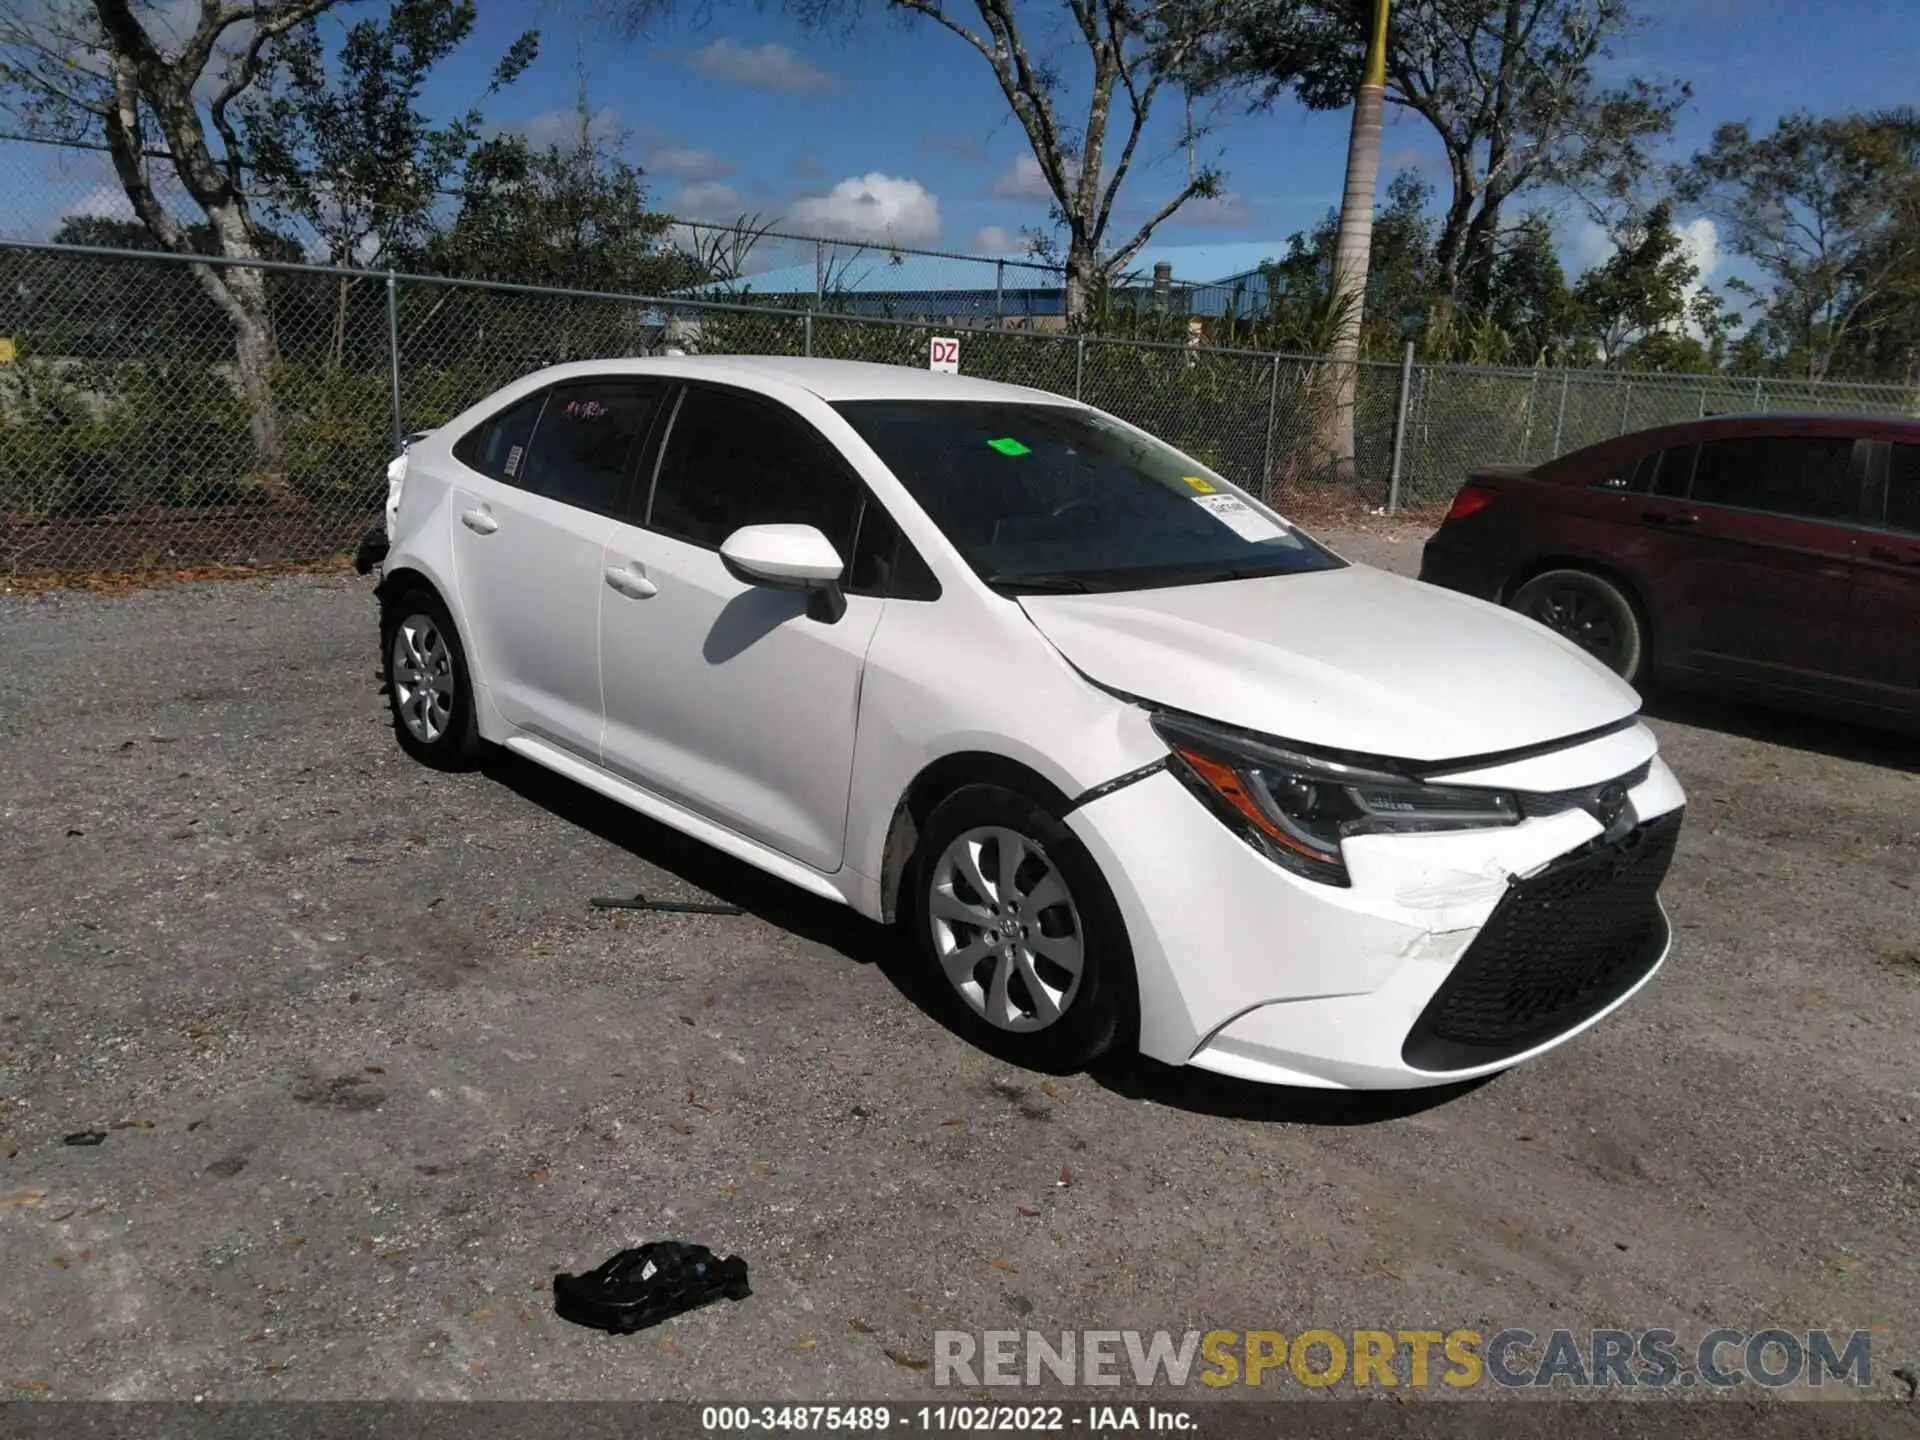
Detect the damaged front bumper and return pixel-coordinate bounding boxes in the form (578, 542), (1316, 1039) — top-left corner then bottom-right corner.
(1064, 725), (1687, 1090)
(353, 526), (389, 576)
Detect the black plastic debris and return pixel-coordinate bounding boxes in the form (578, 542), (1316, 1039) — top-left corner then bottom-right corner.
(63, 1130), (106, 1147)
(589, 891), (744, 917)
(553, 1241), (750, 1335)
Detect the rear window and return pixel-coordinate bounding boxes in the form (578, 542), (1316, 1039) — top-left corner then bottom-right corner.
(453, 390), (546, 483)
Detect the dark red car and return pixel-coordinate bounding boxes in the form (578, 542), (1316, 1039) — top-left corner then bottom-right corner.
(1418, 412), (1920, 731)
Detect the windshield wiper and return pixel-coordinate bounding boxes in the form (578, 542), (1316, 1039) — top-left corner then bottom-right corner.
(981, 571), (1093, 594)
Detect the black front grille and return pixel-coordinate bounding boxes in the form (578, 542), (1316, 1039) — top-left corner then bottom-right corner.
(1402, 809), (1683, 1071)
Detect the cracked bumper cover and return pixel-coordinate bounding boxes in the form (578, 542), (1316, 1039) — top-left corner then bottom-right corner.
(353, 526), (390, 576)
(1064, 741), (1687, 1090)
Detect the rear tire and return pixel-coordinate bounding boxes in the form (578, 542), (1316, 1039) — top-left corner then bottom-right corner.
(904, 784), (1134, 1073)
(380, 585), (483, 770)
(1509, 568), (1646, 684)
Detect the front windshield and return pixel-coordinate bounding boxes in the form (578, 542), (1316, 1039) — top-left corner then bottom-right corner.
(832, 400), (1344, 592)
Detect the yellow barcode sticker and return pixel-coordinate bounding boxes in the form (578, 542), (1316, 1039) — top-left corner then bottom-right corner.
(1182, 475), (1218, 494)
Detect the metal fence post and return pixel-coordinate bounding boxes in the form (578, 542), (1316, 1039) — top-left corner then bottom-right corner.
(994, 260), (1005, 321)
(804, 311), (813, 358)
(385, 270), (403, 453)
(814, 241), (824, 309)
(1386, 341), (1415, 515)
(1261, 355), (1280, 493)
(1552, 370), (1570, 454)
(1519, 368), (1539, 463)
(1075, 336), (1085, 401)
(1618, 379), (1634, 436)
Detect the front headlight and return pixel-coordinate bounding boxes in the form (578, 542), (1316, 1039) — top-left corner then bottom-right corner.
(1151, 712), (1520, 887)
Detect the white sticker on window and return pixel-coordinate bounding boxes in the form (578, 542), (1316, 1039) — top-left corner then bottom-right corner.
(1193, 492), (1284, 542)
(504, 444), (524, 477)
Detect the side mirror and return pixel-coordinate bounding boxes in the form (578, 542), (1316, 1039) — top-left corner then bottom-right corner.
(719, 523), (848, 623)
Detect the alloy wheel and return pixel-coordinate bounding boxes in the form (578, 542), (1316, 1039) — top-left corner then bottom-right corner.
(390, 612), (455, 744)
(927, 825), (1084, 1032)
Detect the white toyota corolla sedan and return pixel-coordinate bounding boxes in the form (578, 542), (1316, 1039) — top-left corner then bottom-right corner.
(366, 355), (1686, 1090)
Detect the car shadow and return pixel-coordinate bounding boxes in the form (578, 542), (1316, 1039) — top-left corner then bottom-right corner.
(481, 748), (894, 970)
(484, 748), (1499, 1128)
(1639, 685), (1918, 769)
(1088, 1051), (1497, 1125)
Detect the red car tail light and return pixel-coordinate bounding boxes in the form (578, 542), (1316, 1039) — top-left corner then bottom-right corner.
(1445, 483), (1500, 521)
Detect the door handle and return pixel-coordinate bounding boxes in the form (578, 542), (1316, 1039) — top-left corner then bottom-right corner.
(1867, 545), (1920, 567)
(604, 564), (658, 599)
(460, 507), (499, 535)
(1639, 509), (1698, 528)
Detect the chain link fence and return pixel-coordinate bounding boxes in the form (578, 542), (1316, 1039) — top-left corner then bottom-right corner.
(3, 239), (1918, 578)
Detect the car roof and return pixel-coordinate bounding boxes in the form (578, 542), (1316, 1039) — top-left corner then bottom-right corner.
(1535, 408), (1920, 480)
(516, 355), (1083, 406)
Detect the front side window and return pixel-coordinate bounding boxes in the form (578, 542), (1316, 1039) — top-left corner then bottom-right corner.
(832, 400), (1340, 592)
(518, 379), (666, 516)
(647, 386), (864, 554)
(1686, 436), (1855, 520)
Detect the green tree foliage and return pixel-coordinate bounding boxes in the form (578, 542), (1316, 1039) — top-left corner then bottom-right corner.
(1211, 0), (1685, 310)
(1678, 108), (1920, 381)
(0, 0), (354, 488)
(1570, 200), (1723, 370)
(239, 0), (539, 270)
(424, 123), (703, 294)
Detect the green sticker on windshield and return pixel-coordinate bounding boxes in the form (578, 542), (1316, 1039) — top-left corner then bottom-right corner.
(987, 436), (1031, 456)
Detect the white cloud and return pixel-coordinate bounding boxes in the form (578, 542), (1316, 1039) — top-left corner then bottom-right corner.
(671, 181), (752, 223)
(1678, 216), (1720, 284)
(993, 154), (1052, 200)
(678, 39), (835, 93)
(991, 152), (1113, 204)
(972, 225), (1022, 253)
(642, 134), (732, 182)
(789, 173), (941, 244)
(1571, 213), (1725, 340)
(512, 105), (622, 149)
(67, 182), (131, 222)
(1569, 218), (1616, 273)
(1177, 192), (1253, 228)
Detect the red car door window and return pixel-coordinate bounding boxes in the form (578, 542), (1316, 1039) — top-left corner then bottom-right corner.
(1688, 436), (1854, 519)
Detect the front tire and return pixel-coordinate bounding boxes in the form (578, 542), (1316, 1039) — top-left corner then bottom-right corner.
(380, 586), (483, 770)
(1509, 568), (1646, 684)
(905, 784), (1134, 1073)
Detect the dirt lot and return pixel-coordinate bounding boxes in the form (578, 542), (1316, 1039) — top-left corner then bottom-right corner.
(0, 523), (1915, 1408)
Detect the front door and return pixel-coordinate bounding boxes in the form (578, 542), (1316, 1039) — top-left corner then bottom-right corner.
(1850, 440), (1920, 709)
(598, 383), (884, 873)
(448, 376), (667, 758)
(1639, 434), (1864, 692)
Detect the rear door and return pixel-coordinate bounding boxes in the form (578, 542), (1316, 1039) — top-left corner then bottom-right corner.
(1849, 440), (1920, 708)
(448, 376), (668, 757)
(1636, 433), (1866, 692)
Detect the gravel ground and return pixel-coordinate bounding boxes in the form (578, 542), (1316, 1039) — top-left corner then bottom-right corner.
(0, 524), (1915, 1409)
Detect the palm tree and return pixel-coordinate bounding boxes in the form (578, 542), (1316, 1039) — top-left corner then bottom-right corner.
(1319, 0), (1391, 486)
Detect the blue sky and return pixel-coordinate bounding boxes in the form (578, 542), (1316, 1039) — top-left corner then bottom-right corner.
(7, 0), (1920, 291)
(447, 0), (1920, 285)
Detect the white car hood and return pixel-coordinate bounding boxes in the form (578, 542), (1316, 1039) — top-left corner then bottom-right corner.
(1017, 564), (1641, 764)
